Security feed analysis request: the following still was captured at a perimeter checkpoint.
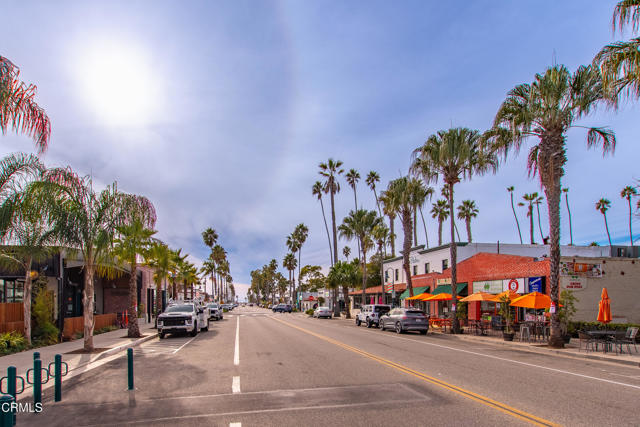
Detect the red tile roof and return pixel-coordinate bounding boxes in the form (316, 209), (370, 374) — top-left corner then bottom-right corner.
(348, 283), (407, 296)
(436, 252), (550, 284)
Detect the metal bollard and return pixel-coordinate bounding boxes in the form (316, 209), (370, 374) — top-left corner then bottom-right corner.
(127, 348), (134, 390)
(0, 394), (15, 427)
(54, 354), (61, 402)
(27, 357), (48, 408)
(33, 352), (40, 361)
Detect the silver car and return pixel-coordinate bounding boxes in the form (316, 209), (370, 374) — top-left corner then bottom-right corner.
(313, 306), (332, 319)
(379, 308), (429, 335)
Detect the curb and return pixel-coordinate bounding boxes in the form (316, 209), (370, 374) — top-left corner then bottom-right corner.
(97, 331), (158, 360)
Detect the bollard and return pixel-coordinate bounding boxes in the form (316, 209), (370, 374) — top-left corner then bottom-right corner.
(32, 358), (43, 407)
(54, 355), (62, 402)
(127, 348), (134, 390)
(33, 352), (40, 361)
(0, 394), (15, 427)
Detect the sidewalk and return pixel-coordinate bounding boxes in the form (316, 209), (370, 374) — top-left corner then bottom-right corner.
(1, 319), (157, 387)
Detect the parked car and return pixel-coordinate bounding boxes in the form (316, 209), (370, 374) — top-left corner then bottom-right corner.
(313, 306), (332, 319)
(206, 303), (223, 321)
(157, 303), (208, 338)
(356, 304), (391, 328)
(379, 308), (429, 334)
(273, 303), (292, 313)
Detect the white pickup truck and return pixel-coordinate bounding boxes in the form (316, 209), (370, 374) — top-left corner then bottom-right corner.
(158, 302), (208, 338)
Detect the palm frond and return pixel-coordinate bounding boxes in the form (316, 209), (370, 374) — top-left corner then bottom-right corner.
(586, 127), (616, 155)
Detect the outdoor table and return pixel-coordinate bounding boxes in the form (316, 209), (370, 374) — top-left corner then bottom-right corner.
(587, 330), (626, 353)
(470, 320), (490, 336)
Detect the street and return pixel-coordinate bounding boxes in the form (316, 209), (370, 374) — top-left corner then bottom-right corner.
(20, 306), (640, 426)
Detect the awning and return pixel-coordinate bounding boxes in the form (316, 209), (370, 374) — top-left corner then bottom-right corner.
(431, 283), (467, 296)
(399, 286), (429, 300)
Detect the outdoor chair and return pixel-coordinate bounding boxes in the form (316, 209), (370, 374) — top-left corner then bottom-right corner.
(613, 327), (638, 354)
(518, 323), (531, 343)
(578, 331), (597, 352)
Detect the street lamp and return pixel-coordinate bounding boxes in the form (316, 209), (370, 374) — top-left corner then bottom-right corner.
(385, 267), (395, 307)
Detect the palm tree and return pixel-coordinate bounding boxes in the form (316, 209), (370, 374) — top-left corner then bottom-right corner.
(593, 1), (640, 105)
(327, 261), (358, 319)
(409, 181), (429, 247)
(292, 223), (309, 307)
(211, 244), (226, 302)
(596, 198), (613, 246)
(534, 194), (545, 243)
(342, 246), (351, 260)
(431, 200), (449, 246)
(457, 200), (478, 243)
(312, 181), (333, 265)
(418, 185), (435, 248)
(147, 242), (172, 320)
(319, 159), (344, 264)
(0, 56), (51, 151)
(201, 228), (218, 250)
(488, 64), (616, 348)
(0, 153), (44, 237)
(413, 127), (497, 334)
(112, 218), (156, 338)
(372, 222), (389, 300)
(562, 188), (574, 245)
(440, 184), (462, 241)
(366, 171), (382, 218)
(621, 185), (638, 247)
(345, 168), (360, 209)
(518, 192), (538, 244)
(379, 188), (397, 257)
(338, 209), (381, 313)
(507, 186), (523, 244)
(286, 231), (300, 300)
(282, 253), (297, 305)
(385, 177), (423, 297)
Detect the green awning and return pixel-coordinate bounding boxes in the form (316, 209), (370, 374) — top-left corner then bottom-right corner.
(432, 283), (467, 296)
(399, 286), (430, 300)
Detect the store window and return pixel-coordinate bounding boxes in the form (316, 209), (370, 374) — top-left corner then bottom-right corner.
(424, 263), (430, 274)
(442, 259), (448, 270)
(385, 270), (389, 281)
(394, 269), (399, 281)
(0, 280), (23, 303)
(412, 265), (417, 276)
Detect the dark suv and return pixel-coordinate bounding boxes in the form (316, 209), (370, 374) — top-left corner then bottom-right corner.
(273, 303), (292, 313)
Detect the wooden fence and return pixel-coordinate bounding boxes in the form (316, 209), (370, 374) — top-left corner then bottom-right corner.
(62, 313), (117, 339)
(0, 303), (24, 334)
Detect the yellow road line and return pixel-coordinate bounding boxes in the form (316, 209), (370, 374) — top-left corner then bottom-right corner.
(272, 317), (560, 427)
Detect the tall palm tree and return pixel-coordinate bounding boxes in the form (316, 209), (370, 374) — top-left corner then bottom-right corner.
(562, 188), (574, 245)
(457, 200), (478, 243)
(147, 242), (172, 320)
(338, 209), (382, 310)
(488, 64), (616, 348)
(534, 194), (545, 243)
(0, 56), (51, 151)
(621, 185), (638, 247)
(372, 222), (389, 298)
(594, 1), (640, 105)
(112, 218), (156, 338)
(366, 171), (383, 218)
(345, 169), (360, 209)
(409, 181), (429, 247)
(286, 231), (300, 298)
(385, 177), (424, 297)
(418, 185), (435, 248)
(440, 184), (462, 241)
(0, 153), (44, 237)
(327, 261), (358, 319)
(430, 200), (449, 246)
(292, 223), (308, 307)
(507, 186), (523, 244)
(312, 181), (333, 265)
(413, 127), (497, 334)
(282, 253), (297, 305)
(342, 246), (351, 260)
(379, 189), (397, 257)
(201, 228), (218, 250)
(596, 198), (613, 246)
(211, 244), (226, 302)
(319, 159), (344, 265)
(518, 192), (538, 244)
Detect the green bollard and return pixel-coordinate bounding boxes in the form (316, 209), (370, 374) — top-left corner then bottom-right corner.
(33, 358), (42, 408)
(0, 394), (15, 427)
(127, 348), (134, 390)
(54, 355), (61, 402)
(33, 352), (40, 361)
(7, 368), (16, 402)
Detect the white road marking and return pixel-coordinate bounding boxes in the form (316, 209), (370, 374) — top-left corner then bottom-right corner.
(232, 376), (241, 393)
(230, 423), (241, 427)
(281, 316), (640, 391)
(234, 316), (240, 366)
(173, 335), (198, 354)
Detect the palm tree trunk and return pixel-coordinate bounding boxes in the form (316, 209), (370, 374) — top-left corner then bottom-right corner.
(511, 193), (523, 244)
(23, 257), (33, 345)
(454, 219), (461, 242)
(466, 219), (472, 243)
(342, 285), (351, 319)
(448, 185), (459, 334)
(127, 262), (141, 338)
(419, 205), (429, 248)
(536, 203), (545, 242)
(628, 198), (634, 247)
(373, 188), (382, 217)
(155, 280), (163, 322)
(564, 192), (573, 245)
(604, 213), (612, 246)
(172, 279), (177, 300)
(319, 197), (333, 265)
(529, 205), (535, 244)
(402, 210), (414, 297)
(330, 187), (338, 264)
(362, 246), (368, 308)
(544, 179), (563, 348)
(389, 215), (396, 257)
(83, 262), (96, 351)
(184, 280), (188, 300)
(413, 208), (418, 246)
(437, 220), (443, 246)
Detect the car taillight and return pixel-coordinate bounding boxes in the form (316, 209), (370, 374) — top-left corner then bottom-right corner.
(402, 316), (408, 320)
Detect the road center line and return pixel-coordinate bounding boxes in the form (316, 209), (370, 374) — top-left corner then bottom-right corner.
(234, 316), (240, 366)
(271, 316), (558, 427)
(229, 423), (241, 427)
(232, 376), (241, 393)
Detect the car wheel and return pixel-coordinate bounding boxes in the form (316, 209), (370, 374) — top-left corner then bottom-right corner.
(355, 318), (361, 326)
(159, 331), (165, 339)
(366, 318), (373, 328)
(191, 322), (198, 337)
(395, 322), (403, 334)
(380, 321), (385, 331)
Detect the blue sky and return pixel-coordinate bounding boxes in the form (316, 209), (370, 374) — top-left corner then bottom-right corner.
(1, 1), (638, 299)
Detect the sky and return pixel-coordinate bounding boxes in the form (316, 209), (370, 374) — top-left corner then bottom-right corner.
(1, 1), (638, 300)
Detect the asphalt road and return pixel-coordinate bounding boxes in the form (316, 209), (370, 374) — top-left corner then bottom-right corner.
(19, 306), (640, 426)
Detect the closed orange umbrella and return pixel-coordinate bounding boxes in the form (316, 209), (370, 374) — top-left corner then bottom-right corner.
(510, 292), (553, 309)
(597, 287), (612, 324)
(460, 292), (496, 302)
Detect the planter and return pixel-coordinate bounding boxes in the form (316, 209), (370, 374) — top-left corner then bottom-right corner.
(562, 335), (571, 344)
(502, 331), (515, 341)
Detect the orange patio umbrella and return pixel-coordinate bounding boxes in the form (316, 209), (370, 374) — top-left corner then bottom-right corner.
(406, 292), (431, 300)
(423, 293), (462, 301)
(510, 292), (553, 309)
(488, 290), (519, 302)
(597, 287), (612, 324)
(460, 292), (496, 302)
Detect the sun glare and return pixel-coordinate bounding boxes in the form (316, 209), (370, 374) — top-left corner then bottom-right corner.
(79, 42), (160, 126)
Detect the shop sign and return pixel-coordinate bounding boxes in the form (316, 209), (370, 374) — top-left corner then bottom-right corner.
(437, 278), (451, 285)
(561, 276), (586, 291)
(560, 262), (602, 277)
(473, 280), (502, 293)
(527, 277), (543, 293)
(502, 278), (525, 294)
